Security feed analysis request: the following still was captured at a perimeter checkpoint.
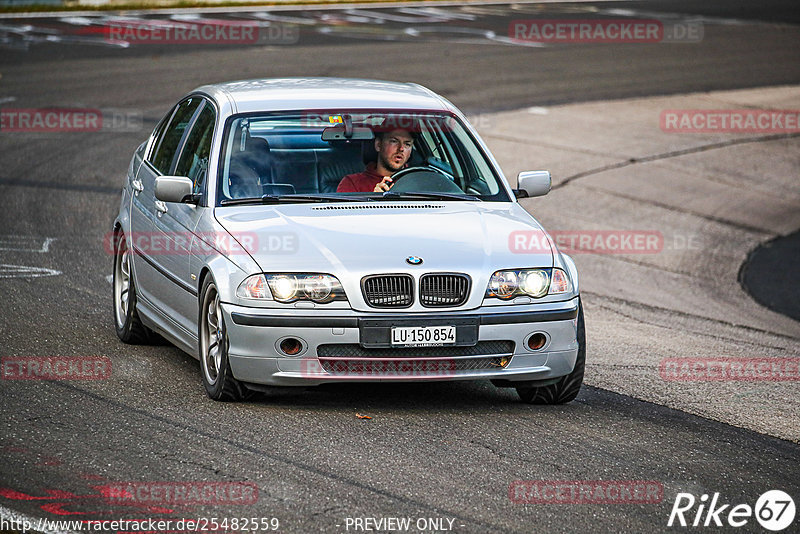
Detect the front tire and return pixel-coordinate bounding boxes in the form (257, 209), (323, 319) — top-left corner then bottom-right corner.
(198, 277), (251, 401)
(516, 300), (586, 404)
(113, 231), (153, 344)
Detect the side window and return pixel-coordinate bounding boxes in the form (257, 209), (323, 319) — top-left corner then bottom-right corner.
(175, 103), (215, 196)
(146, 109), (174, 164)
(150, 97), (202, 175)
(420, 120), (465, 179)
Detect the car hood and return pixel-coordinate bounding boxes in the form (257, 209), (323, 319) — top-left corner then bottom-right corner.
(216, 201), (552, 270)
(215, 201), (553, 310)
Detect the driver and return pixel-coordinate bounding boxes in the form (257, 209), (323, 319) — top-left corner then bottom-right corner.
(336, 128), (414, 193)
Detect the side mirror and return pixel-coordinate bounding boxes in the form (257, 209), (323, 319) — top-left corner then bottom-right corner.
(155, 176), (194, 203)
(515, 171), (551, 198)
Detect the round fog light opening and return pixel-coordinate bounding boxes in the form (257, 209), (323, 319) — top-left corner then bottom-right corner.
(527, 333), (547, 351)
(279, 337), (303, 356)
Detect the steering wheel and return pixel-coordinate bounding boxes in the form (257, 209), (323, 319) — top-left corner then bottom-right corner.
(388, 166), (462, 194)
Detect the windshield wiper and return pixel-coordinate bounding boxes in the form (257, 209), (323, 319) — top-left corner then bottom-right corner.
(220, 194), (371, 206)
(374, 191), (481, 202)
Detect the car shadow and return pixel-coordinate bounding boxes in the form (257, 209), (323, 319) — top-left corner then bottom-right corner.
(240, 380), (589, 414)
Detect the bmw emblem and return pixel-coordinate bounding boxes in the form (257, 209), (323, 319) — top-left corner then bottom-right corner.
(406, 256), (423, 266)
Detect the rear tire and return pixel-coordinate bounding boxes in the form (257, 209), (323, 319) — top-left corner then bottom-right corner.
(113, 231), (153, 344)
(516, 300), (586, 404)
(198, 277), (252, 401)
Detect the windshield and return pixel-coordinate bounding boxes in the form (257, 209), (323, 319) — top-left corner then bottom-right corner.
(216, 110), (510, 205)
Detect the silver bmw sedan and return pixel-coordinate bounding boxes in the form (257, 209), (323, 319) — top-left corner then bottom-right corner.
(111, 77), (584, 404)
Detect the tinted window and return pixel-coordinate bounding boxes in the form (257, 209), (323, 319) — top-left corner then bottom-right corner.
(150, 97), (202, 174)
(175, 103), (215, 196)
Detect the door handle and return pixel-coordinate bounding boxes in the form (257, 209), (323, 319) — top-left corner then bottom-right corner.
(131, 178), (144, 194)
(155, 200), (168, 215)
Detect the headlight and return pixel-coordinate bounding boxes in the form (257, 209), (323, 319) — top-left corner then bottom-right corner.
(519, 270), (549, 298)
(269, 275), (298, 301)
(301, 275), (334, 301)
(237, 274), (347, 303)
(487, 270), (518, 299)
(486, 268), (572, 299)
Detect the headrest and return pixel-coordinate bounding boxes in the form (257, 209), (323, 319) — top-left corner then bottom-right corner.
(244, 134), (270, 154)
(233, 128), (271, 154)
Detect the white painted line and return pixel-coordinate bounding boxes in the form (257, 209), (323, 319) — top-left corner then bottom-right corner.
(0, 264), (62, 279)
(0, 23), (34, 32)
(397, 6), (476, 21)
(106, 274), (113, 284)
(527, 106), (549, 115)
(0, 502), (79, 534)
(104, 15), (195, 29)
(249, 12), (319, 25)
(485, 34), (546, 47)
(344, 8), (449, 23)
(0, 236), (57, 253)
(0, 96), (17, 104)
(58, 16), (96, 25)
(598, 6), (750, 26)
(169, 13), (271, 27)
(0, 2), (551, 49)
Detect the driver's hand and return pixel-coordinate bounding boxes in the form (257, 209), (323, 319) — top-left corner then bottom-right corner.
(373, 177), (393, 192)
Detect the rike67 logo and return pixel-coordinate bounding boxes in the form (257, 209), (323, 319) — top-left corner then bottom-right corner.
(668, 490), (795, 531)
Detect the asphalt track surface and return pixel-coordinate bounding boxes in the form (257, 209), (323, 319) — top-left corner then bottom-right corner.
(1, 1), (799, 533)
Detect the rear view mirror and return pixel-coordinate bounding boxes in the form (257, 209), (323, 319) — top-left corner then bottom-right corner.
(321, 126), (374, 141)
(515, 171), (551, 198)
(155, 176), (194, 203)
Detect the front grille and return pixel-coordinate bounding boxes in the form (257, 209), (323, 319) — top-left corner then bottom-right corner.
(316, 342), (514, 377)
(420, 273), (471, 307)
(318, 341), (514, 358)
(362, 275), (413, 308)
(318, 357), (508, 376)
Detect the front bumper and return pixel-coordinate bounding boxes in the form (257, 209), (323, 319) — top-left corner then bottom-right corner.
(221, 297), (580, 386)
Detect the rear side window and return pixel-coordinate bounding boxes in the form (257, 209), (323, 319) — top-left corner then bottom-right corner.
(149, 97), (202, 174)
(175, 103), (216, 196)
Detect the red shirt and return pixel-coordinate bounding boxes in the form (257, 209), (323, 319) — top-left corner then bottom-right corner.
(336, 162), (385, 193)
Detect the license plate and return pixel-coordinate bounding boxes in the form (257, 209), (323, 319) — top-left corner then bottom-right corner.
(391, 326), (456, 347)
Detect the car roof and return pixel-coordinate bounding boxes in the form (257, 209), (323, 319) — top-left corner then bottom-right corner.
(193, 77), (452, 115)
